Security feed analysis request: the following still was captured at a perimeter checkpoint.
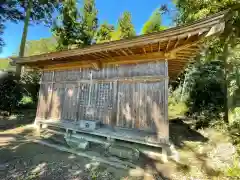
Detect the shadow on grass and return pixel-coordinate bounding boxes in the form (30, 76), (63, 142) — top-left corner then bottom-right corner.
(184, 144), (223, 177)
(167, 118), (224, 178)
(0, 109), (36, 131)
(138, 153), (171, 180)
(169, 117), (208, 148)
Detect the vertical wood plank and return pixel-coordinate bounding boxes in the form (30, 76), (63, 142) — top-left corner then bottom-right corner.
(113, 80), (118, 127)
(48, 70), (55, 119)
(164, 60), (169, 140)
(76, 82), (80, 122)
(36, 72), (44, 120)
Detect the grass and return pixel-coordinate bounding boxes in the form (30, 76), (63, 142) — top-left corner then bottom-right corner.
(168, 95), (188, 119)
(225, 157), (240, 178)
(168, 101), (187, 119)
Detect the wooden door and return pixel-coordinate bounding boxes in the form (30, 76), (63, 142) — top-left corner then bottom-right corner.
(61, 83), (79, 121)
(48, 83), (64, 120)
(117, 82), (165, 132)
(36, 83), (53, 120)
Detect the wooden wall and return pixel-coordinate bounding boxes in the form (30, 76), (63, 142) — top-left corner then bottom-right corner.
(36, 61), (168, 137)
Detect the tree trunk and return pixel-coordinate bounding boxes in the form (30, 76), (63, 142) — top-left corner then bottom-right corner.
(223, 43), (229, 124)
(16, 0), (33, 78)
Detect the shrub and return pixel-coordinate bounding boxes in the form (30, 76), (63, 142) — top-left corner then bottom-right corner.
(20, 96), (33, 105)
(0, 72), (23, 114)
(179, 60), (225, 128)
(19, 96), (36, 109)
(20, 71), (41, 103)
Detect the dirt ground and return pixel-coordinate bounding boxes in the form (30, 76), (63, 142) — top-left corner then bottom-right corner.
(0, 128), (128, 180)
(0, 117), (239, 180)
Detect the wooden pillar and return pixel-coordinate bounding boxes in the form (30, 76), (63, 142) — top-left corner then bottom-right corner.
(34, 71), (44, 126)
(164, 59), (169, 141)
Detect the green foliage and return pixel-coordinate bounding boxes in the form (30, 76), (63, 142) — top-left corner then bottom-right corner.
(18, 0), (60, 57)
(173, 0), (240, 125)
(19, 96), (35, 109)
(168, 87), (188, 118)
(80, 0), (98, 46)
(0, 1), (23, 21)
(24, 37), (57, 56)
(226, 165), (240, 178)
(0, 23), (4, 51)
(0, 1), (23, 51)
(17, 0), (60, 24)
(21, 71), (41, 103)
(53, 0), (98, 49)
(113, 11), (136, 40)
(20, 96), (33, 105)
(111, 29), (121, 41)
(52, 0), (80, 50)
(227, 118), (240, 154)
(185, 60), (225, 120)
(168, 99), (188, 119)
(174, 0), (238, 24)
(141, 8), (166, 34)
(0, 72), (23, 114)
(95, 22), (114, 44)
(225, 155), (240, 178)
(228, 45), (240, 111)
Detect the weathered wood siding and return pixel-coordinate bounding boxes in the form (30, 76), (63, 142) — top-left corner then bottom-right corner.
(117, 82), (165, 132)
(37, 62), (168, 137)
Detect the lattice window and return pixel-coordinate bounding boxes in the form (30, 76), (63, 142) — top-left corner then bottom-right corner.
(96, 82), (113, 109)
(79, 83), (90, 106)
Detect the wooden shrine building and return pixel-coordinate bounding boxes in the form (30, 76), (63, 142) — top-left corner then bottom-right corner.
(13, 11), (227, 150)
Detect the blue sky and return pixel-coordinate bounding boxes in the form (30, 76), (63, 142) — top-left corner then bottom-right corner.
(0, 0), (175, 58)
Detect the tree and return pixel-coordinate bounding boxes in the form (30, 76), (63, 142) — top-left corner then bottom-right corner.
(80, 0), (98, 46)
(52, 0), (80, 50)
(53, 0), (98, 49)
(18, 0), (60, 57)
(141, 7), (166, 34)
(113, 11), (136, 40)
(184, 60), (225, 125)
(0, 72), (23, 114)
(95, 22), (114, 43)
(0, 1), (23, 51)
(174, 0), (240, 123)
(174, 0), (238, 24)
(16, 0), (60, 77)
